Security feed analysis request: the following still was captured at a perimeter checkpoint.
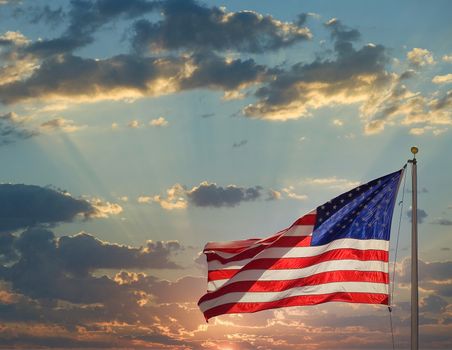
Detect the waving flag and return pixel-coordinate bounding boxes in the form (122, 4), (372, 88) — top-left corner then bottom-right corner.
(198, 169), (404, 321)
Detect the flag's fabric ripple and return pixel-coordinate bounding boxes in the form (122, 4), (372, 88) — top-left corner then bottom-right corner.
(198, 169), (404, 321)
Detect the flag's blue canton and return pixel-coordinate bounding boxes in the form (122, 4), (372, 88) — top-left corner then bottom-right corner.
(311, 170), (403, 246)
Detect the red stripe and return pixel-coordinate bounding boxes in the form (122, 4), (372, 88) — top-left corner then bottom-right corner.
(202, 292), (388, 320)
(207, 249), (388, 281)
(293, 213), (316, 226)
(209, 269), (239, 281)
(204, 214), (316, 255)
(201, 271), (388, 303)
(204, 239), (260, 253)
(206, 236), (312, 264)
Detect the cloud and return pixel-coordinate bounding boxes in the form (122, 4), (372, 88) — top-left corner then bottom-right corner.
(26, 5), (66, 26)
(0, 30), (29, 46)
(150, 116), (168, 127)
(151, 183), (188, 210)
(0, 228), (183, 304)
(128, 119), (141, 128)
(131, 0), (311, 53)
(443, 54), (452, 63)
(40, 117), (86, 133)
(302, 176), (360, 190)
(399, 258), (452, 297)
(431, 218), (452, 226)
(57, 233), (182, 273)
(432, 74), (452, 84)
(0, 112), (38, 146)
(21, 0), (159, 57)
(407, 187), (428, 193)
(0, 0), (19, 5)
(406, 207), (428, 223)
(363, 85), (452, 135)
(407, 48), (435, 67)
(332, 119), (344, 126)
(178, 51), (268, 94)
(243, 23), (391, 121)
(0, 184), (95, 233)
(137, 195), (152, 204)
(235, 21), (449, 136)
(325, 18), (360, 43)
(281, 186), (308, 200)
(0, 224), (203, 349)
(1, 1), (298, 106)
(0, 31), (39, 87)
(420, 295), (448, 314)
(266, 189), (282, 201)
(409, 126), (448, 136)
(151, 182), (264, 209)
(186, 182), (262, 208)
(86, 198), (123, 218)
(0, 52), (267, 105)
(0, 54), (184, 104)
(232, 139), (247, 148)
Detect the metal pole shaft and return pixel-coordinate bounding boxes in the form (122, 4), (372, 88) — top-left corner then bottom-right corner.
(411, 157), (418, 350)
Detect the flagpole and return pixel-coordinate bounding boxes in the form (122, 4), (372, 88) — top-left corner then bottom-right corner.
(409, 146), (419, 350)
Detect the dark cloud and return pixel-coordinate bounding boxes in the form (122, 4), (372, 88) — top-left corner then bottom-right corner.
(131, 0), (311, 53)
(0, 0), (20, 6)
(20, 5), (66, 26)
(0, 112), (38, 146)
(243, 22), (390, 120)
(0, 54), (180, 104)
(12, 0), (310, 59)
(23, 0), (160, 57)
(406, 208), (428, 223)
(0, 226), (195, 348)
(0, 233), (18, 263)
(399, 259), (452, 297)
(0, 334), (116, 349)
(432, 90), (452, 111)
(0, 184), (95, 233)
(232, 139), (248, 148)
(58, 233), (181, 274)
(420, 295), (448, 314)
(0, 228), (182, 304)
(179, 52), (268, 91)
(187, 182), (262, 207)
(0, 53), (266, 104)
(407, 186), (428, 193)
(431, 218), (452, 225)
(399, 69), (416, 80)
(325, 18), (361, 45)
(295, 13), (309, 26)
(129, 275), (205, 303)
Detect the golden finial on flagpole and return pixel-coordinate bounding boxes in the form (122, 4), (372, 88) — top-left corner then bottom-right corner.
(411, 146), (418, 157)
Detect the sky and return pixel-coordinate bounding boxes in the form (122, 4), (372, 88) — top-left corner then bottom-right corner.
(0, 0), (451, 349)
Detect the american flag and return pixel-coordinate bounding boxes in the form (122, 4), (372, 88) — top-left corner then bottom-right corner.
(198, 169), (404, 321)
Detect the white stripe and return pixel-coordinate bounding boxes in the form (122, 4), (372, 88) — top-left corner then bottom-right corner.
(207, 259), (388, 291)
(207, 238), (388, 271)
(205, 210), (317, 259)
(284, 225), (314, 236)
(200, 281), (388, 312)
(206, 225), (313, 259)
